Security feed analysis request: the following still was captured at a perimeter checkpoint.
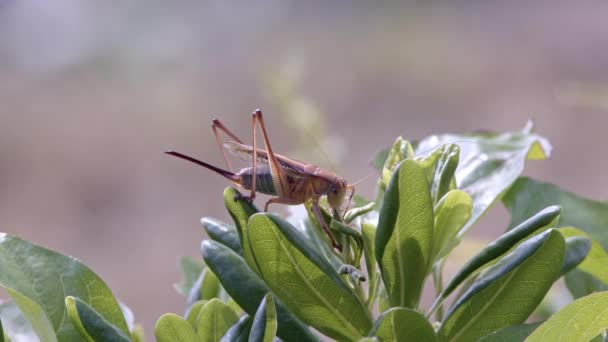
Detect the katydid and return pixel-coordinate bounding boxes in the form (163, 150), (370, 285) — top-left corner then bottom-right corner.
(166, 109), (355, 251)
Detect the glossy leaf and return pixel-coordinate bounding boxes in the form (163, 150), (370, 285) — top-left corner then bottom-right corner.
(417, 122), (551, 240)
(249, 294), (277, 342)
(439, 229), (565, 342)
(221, 316), (252, 342)
(154, 313), (197, 342)
(248, 214), (371, 341)
(376, 159), (434, 308)
(476, 322), (542, 342)
(0, 233), (129, 341)
(201, 217), (243, 255)
(224, 187), (261, 275)
(65, 296), (131, 342)
(175, 256), (205, 296)
(369, 307), (438, 342)
(432, 206), (560, 313)
(201, 240), (318, 342)
(560, 236), (591, 276)
(527, 292), (608, 342)
(195, 299), (238, 342)
(0, 301), (37, 342)
(559, 227), (608, 285)
(432, 189), (472, 261)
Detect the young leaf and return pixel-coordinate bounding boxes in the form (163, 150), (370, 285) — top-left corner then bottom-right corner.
(201, 240), (318, 342)
(417, 122), (551, 241)
(65, 296), (131, 342)
(224, 187), (261, 275)
(431, 206), (560, 313)
(154, 314), (198, 342)
(369, 308), (438, 342)
(527, 292), (608, 342)
(362, 223), (379, 302)
(200, 268), (222, 300)
(432, 189), (472, 261)
(194, 299), (238, 342)
(221, 316), (252, 342)
(247, 214), (372, 341)
(376, 159), (434, 309)
(201, 217), (243, 255)
(417, 144), (460, 205)
(0, 233), (129, 341)
(185, 300), (207, 327)
(249, 294), (277, 342)
(439, 229), (565, 342)
(476, 322), (542, 342)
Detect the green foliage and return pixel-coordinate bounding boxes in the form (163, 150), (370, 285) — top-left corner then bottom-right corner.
(2, 122), (608, 342)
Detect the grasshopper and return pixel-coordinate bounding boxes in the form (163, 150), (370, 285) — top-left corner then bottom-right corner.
(166, 109), (354, 251)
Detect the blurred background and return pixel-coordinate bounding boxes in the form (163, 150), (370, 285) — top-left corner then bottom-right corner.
(1, 0), (607, 336)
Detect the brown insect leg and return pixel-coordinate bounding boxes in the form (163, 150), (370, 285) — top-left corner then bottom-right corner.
(211, 118), (245, 173)
(312, 200), (343, 252)
(253, 110), (290, 198)
(263, 197), (303, 212)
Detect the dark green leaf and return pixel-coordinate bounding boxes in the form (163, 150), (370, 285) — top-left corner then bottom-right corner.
(439, 229), (565, 342)
(0, 234), (129, 341)
(417, 122), (551, 241)
(201, 240), (318, 342)
(565, 269), (608, 299)
(154, 313), (197, 342)
(376, 159), (434, 308)
(369, 307), (438, 342)
(476, 322), (542, 342)
(248, 214), (371, 341)
(195, 299), (238, 342)
(201, 217), (243, 255)
(560, 236), (591, 276)
(527, 292), (608, 341)
(250, 294), (277, 342)
(65, 296), (131, 342)
(559, 227), (608, 285)
(431, 206), (560, 313)
(221, 316), (252, 342)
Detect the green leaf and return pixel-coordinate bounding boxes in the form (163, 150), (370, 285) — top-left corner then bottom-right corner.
(185, 300), (207, 327)
(432, 206), (560, 313)
(372, 148), (390, 171)
(201, 217), (242, 255)
(247, 214), (371, 340)
(376, 159), (434, 308)
(195, 299), (239, 342)
(527, 292), (608, 341)
(560, 236), (591, 276)
(131, 325), (144, 342)
(0, 300), (37, 341)
(200, 268), (222, 300)
(249, 294), (277, 342)
(201, 240), (318, 342)
(369, 307), (438, 342)
(0, 234), (129, 341)
(224, 187), (261, 275)
(417, 122), (551, 240)
(362, 223), (378, 301)
(417, 144), (460, 205)
(565, 269), (608, 299)
(476, 322), (542, 342)
(65, 296), (131, 342)
(432, 189), (473, 261)
(559, 227), (608, 285)
(221, 316), (252, 342)
(439, 229), (565, 342)
(154, 313), (198, 342)
(379, 137), (415, 191)
(175, 256), (206, 296)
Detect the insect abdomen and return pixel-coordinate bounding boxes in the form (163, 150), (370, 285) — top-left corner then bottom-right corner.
(238, 166), (276, 195)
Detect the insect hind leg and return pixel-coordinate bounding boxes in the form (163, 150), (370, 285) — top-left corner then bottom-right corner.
(211, 118), (245, 173)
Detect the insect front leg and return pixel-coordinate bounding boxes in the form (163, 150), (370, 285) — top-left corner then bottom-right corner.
(312, 200), (343, 252)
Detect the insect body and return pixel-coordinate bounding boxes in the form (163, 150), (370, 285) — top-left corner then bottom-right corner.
(166, 109), (353, 251)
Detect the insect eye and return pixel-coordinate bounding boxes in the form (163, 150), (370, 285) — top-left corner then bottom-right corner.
(329, 184), (338, 193)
